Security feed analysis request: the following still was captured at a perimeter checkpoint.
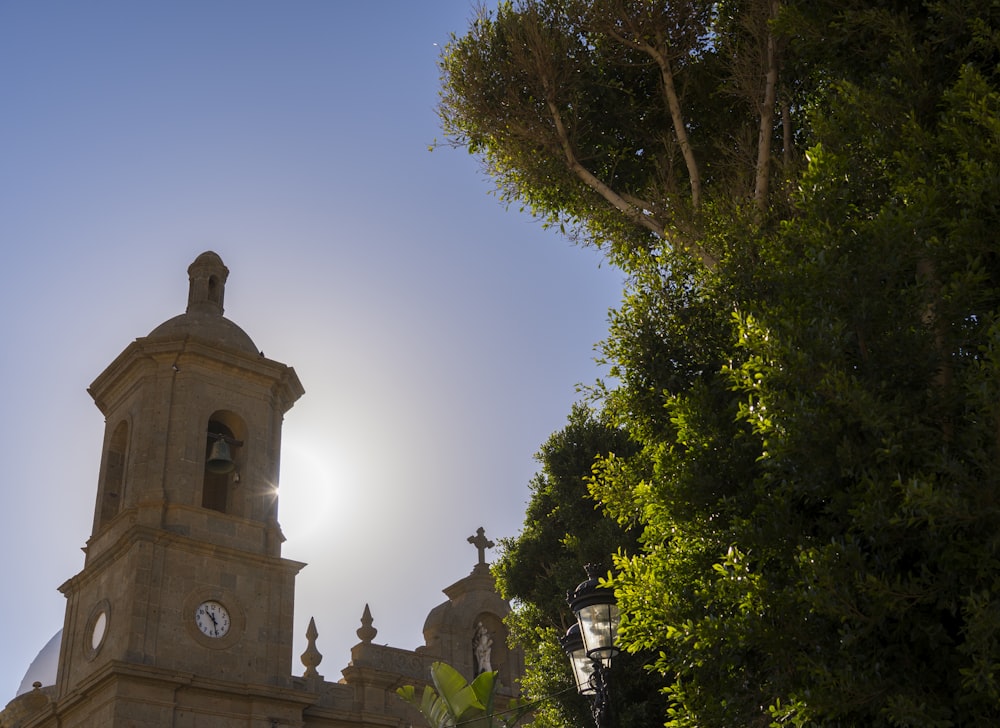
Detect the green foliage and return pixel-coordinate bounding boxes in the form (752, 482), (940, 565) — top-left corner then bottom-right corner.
(503, 616), (587, 728)
(494, 405), (667, 727)
(438, 0), (791, 264)
(397, 661), (533, 728)
(494, 404), (638, 620)
(445, 0), (1000, 725)
(597, 56), (1000, 727)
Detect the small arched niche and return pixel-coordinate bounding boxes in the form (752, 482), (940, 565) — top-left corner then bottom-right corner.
(471, 613), (507, 677)
(98, 420), (129, 529)
(202, 411), (245, 514)
(207, 274), (222, 307)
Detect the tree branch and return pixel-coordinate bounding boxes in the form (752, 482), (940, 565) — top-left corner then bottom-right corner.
(601, 19), (702, 210)
(646, 38), (702, 210)
(542, 89), (715, 269)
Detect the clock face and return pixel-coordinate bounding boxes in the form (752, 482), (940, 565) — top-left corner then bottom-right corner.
(90, 610), (108, 651)
(194, 600), (231, 638)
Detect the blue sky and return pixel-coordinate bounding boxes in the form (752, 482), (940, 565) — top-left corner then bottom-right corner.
(0, 1), (623, 699)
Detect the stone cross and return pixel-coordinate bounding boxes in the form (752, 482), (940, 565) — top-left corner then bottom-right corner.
(468, 527), (495, 566)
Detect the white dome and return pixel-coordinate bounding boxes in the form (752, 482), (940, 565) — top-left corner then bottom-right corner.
(16, 630), (60, 696)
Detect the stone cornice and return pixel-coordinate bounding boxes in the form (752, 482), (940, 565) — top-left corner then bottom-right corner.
(61, 518), (305, 595)
(89, 335), (304, 416)
(51, 659), (319, 717)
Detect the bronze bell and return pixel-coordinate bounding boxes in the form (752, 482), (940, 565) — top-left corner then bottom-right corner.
(206, 438), (236, 474)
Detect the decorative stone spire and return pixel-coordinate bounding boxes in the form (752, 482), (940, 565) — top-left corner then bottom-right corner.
(300, 617), (323, 679)
(357, 603), (377, 644)
(186, 251), (229, 316)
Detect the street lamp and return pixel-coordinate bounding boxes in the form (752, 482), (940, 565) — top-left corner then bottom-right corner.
(559, 623), (596, 696)
(562, 564), (619, 728)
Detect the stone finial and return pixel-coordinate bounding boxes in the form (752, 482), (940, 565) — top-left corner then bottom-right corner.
(357, 603), (377, 644)
(300, 617), (323, 678)
(23, 681), (50, 710)
(468, 526), (495, 567)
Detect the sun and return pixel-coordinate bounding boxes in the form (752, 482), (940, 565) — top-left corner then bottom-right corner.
(276, 433), (357, 544)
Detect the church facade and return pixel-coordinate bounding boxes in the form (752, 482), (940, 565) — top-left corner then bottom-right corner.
(1, 252), (523, 728)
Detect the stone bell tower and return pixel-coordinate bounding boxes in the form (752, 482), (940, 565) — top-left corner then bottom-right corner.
(53, 252), (307, 726)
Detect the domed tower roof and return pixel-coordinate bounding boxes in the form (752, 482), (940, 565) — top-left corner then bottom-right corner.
(146, 251), (258, 355)
(16, 630), (60, 696)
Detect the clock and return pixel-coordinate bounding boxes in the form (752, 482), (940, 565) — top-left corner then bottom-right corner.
(185, 590), (244, 648)
(194, 600), (231, 638)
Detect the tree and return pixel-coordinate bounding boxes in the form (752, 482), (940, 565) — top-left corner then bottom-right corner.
(397, 661), (533, 728)
(492, 405), (665, 727)
(593, 15), (1000, 725)
(443, 0), (1000, 725)
(438, 0), (793, 269)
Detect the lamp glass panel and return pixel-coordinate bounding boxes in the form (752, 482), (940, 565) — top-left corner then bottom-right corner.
(568, 647), (596, 695)
(577, 602), (620, 665)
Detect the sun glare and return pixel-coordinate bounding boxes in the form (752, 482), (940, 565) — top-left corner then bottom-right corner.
(277, 434), (356, 543)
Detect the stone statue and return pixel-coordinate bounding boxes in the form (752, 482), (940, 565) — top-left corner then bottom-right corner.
(473, 622), (493, 674)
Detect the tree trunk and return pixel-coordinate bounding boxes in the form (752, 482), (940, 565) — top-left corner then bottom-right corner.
(753, 0), (781, 212)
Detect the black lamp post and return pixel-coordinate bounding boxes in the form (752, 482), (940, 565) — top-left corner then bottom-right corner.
(561, 564), (619, 728)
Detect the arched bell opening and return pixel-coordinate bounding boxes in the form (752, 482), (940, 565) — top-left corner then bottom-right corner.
(202, 412), (245, 514)
(97, 420), (129, 529)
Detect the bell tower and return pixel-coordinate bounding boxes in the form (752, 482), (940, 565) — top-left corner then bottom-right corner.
(54, 252), (307, 726)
